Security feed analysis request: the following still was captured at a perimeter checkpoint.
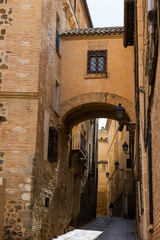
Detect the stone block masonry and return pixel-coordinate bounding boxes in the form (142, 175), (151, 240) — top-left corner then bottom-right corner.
(97, 192), (108, 216)
(0, 96), (38, 239)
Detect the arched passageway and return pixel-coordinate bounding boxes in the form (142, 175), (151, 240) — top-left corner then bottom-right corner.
(53, 91), (136, 230)
(58, 92), (135, 132)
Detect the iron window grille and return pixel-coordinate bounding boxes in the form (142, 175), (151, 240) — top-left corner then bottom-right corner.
(87, 50), (107, 74)
(48, 126), (58, 162)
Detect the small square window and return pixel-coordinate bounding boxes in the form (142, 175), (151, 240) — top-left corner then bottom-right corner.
(102, 164), (106, 170)
(87, 50), (107, 74)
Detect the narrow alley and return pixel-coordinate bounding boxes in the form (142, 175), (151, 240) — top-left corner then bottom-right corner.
(53, 217), (139, 240)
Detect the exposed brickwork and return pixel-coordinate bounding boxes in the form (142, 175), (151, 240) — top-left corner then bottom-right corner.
(0, 97), (38, 239)
(135, 0), (160, 239)
(0, 177), (6, 240)
(59, 92), (135, 131)
(0, 0), (137, 239)
(148, 46), (160, 240)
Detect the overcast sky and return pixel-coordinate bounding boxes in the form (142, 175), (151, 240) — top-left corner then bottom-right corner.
(86, 0), (124, 27)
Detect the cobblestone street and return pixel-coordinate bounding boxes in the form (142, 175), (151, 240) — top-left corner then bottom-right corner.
(53, 217), (139, 240)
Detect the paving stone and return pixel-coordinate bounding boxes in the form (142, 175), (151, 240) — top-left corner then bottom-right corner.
(52, 217), (139, 240)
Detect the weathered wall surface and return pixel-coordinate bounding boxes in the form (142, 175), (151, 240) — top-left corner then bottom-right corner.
(0, 177), (6, 240)
(135, 0), (160, 239)
(105, 120), (134, 218)
(31, 0), (96, 239)
(97, 130), (108, 216)
(61, 36), (134, 104)
(0, 97), (38, 239)
(0, 0), (41, 239)
(148, 44), (160, 240)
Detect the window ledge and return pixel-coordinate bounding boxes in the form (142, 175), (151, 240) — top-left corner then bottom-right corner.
(126, 168), (132, 171)
(84, 73), (108, 79)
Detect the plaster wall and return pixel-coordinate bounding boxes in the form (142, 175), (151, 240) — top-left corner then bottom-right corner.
(97, 130), (108, 216)
(61, 36), (134, 104)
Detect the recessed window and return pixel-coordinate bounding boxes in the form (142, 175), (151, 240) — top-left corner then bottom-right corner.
(127, 158), (132, 169)
(56, 13), (60, 53)
(45, 198), (50, 208)
(87, 50), (107, 74)
(102, 164), (106, 170)
(48, 127), (58, 162)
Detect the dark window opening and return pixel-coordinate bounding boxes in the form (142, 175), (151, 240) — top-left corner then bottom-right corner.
(102, 164), (106, 170)
(87, 50), (107, 74)
(56, 30), (60, 52)
(56, 13), (60, 53)
(127, 158), (132, 168)
(48, 126), (58, 162)
(45, 197), (50, 208)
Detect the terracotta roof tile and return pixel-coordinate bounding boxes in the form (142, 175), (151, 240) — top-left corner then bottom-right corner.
(60, 27), (124, 37)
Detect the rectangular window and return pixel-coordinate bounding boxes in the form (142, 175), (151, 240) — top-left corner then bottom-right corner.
(87, 50), (107, 74)
(48, 127), (58, 162)
(102, 164), (106, 170)
(127, 158), (132, 168)
(56, 30), (60, 52)
(56, 13), (60, 53)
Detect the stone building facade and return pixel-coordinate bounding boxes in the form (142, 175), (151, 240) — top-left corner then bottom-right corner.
(0, 0), (96, 239)
(124, 0), (160, 239)
(70, 120), (98, 227)
(96, 127), (108, 216)
(105, 119), (135, 219)
(3, 0), (160, 239)
(0, 177), (6, 240)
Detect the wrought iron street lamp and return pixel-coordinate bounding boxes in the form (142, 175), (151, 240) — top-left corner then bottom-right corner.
(122, 141), (128, 153)
(106, 172), (113, 180)
(115, 160), (124, 172)
(115, 103), (125, 122)
(122, 141), (131, 156)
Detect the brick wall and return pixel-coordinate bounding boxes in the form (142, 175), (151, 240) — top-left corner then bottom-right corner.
(97, 192), (108, 216)
(0, 0), (41, 238)
(148, 45), (160, 240)
(0, 177), (6, 240)
(0, 0), (96, 239)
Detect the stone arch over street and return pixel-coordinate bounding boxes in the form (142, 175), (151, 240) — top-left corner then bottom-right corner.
(59, 92), (135, 132)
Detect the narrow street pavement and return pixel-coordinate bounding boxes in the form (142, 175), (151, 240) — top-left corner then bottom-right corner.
(53, 216), (139, 240)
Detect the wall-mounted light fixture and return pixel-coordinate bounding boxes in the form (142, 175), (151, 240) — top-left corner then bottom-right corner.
(115, 103), (125, 122)
(115, 161), (124, 172)
(115, 104), (136, 133)
(122, 141), (130, 154)
(106, 172), (113, 180)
